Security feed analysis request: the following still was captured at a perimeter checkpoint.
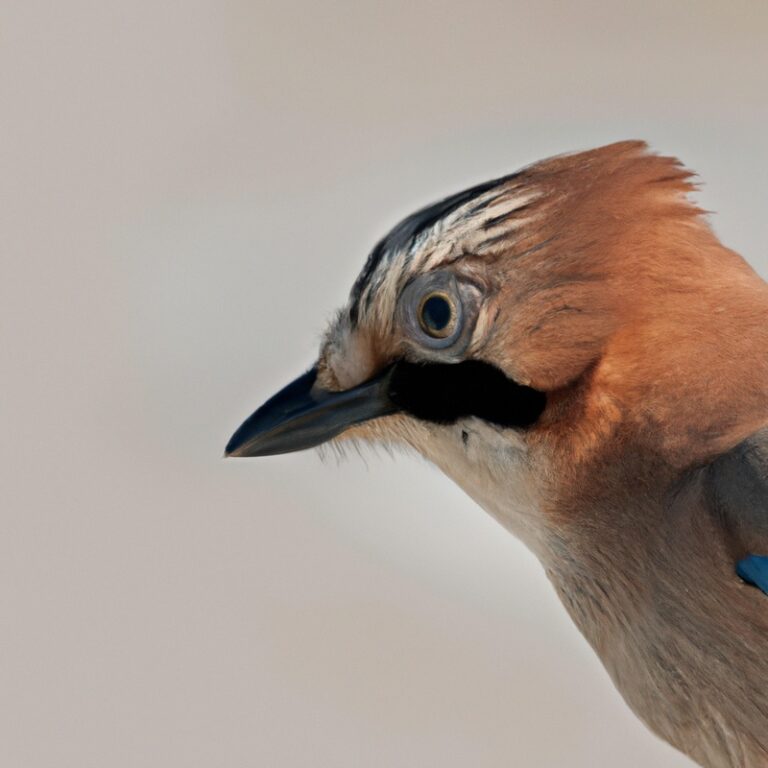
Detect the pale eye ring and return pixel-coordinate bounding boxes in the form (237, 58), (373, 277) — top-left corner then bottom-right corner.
(417, 291), (457, 339)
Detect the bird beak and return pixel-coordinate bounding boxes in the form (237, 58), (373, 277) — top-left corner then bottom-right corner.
(225, 366), (399, 457)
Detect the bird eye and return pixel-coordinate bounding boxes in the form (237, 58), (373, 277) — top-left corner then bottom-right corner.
(418, 291), (457, 339)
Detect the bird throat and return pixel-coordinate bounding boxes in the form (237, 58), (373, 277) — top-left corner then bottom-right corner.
(386, 359), (546, 428)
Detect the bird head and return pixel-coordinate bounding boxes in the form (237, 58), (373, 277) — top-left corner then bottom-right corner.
(226, 141), (768, 547)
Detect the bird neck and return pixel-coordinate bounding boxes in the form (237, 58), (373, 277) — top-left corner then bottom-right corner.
(537, 445), (768, 766)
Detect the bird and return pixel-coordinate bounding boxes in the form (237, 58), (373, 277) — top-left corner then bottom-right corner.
(226, 141), (768, 768)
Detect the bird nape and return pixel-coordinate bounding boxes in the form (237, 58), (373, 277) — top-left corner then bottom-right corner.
(226, 140), (768, 768)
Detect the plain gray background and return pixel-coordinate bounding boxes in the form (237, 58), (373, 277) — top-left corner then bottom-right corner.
(3, 1), (767, 766)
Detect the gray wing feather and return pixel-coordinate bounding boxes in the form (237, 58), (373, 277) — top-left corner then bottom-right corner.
(706, 425), (768, 556)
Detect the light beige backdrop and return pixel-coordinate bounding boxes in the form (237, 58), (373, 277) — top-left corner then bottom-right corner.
(3, 1), (767, 766)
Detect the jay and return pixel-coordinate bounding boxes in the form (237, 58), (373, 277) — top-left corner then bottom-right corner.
(227, 141), (768, 768)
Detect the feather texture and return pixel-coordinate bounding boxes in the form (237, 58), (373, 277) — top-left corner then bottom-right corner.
(309, 141), (768, 767)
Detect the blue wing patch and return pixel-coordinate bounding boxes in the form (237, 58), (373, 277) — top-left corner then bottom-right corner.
(736, 555), (768, 595)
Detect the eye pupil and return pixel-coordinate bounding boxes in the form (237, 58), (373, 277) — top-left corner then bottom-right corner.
(423, 296), (450, 330)
(419, 293), (454, 337)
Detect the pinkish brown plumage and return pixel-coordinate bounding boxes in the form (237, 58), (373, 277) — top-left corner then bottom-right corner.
(227, 142), (768, 767)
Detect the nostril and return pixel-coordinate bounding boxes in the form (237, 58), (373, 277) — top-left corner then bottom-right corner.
(461, 429), (469, 446)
